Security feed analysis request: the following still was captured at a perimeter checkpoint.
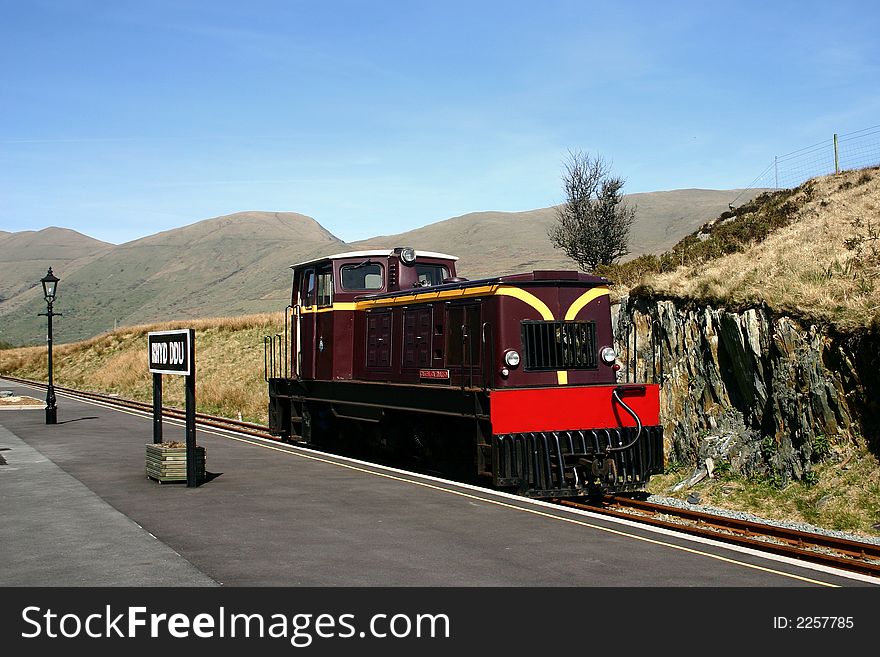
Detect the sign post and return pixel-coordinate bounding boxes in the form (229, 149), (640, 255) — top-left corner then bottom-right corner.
(152, 373), (162, 444)
(148, 329), (198, 487)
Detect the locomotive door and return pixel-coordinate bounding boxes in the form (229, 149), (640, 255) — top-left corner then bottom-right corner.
(366, 310), (392, 369)
(446, 303), (482, 386)
(298, 267), (317, 379)
(403, 307), (432, 369)
(314, 264), (334, 381)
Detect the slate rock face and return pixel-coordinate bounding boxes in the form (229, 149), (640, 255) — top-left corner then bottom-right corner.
(613, 295), (879, 485)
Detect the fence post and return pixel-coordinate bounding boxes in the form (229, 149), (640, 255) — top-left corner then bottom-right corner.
(833, 133), (840, 174)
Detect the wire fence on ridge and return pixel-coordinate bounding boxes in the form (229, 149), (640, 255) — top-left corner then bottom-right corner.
(732, 124), (880, 206)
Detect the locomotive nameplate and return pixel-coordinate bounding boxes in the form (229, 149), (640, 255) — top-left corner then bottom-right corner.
(419, 369), (450, 379)
(148, 329), (193, 376)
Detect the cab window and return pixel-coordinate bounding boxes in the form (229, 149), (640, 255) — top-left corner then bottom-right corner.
(415, 264), (449, 287)
(316, 265), (333, 307)
(300, 269), (316, 307)
(341, 263), (384, 291)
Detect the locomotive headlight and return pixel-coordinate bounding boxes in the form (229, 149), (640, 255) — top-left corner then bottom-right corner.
(503, 349), (521, 367)
(600, 346), (617, 365)
(400, 247), (417, 265)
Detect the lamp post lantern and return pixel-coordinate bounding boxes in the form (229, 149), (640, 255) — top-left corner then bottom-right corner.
(39, 268), (61, 424)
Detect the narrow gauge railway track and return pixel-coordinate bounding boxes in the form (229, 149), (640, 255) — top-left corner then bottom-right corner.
(554, 497), (880, 578)
(0, 376), (274, 440)
(5, 375), (880, 578)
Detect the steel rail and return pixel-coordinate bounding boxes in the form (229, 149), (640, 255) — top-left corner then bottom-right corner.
(0, 375), (275, 439)
(611, 495), (880, 561)
(553, 497), (880, 577)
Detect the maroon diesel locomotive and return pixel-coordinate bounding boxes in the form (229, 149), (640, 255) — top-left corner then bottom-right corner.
(266, 247), (664, 498)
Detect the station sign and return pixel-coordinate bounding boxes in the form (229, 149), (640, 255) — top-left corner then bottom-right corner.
(148, 329), (193, 376)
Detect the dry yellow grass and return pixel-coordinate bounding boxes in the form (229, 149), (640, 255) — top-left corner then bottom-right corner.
(645, 168), (880, 330)
(647, 441), (880, 536)
(0, 312), (284, 423)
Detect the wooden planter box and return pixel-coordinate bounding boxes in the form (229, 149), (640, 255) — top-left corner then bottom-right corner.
(146, 443), (206, 483)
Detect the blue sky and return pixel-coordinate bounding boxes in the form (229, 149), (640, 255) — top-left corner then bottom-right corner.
(2, 0), (879, 244)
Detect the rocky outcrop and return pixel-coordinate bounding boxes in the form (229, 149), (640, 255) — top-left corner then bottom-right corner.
(612, 296), (879, 484)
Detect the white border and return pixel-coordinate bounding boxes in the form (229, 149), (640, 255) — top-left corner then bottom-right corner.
(147, 329), (192, 376)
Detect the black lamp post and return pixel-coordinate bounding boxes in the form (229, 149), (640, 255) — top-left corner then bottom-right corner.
(39, 268), (61, 424)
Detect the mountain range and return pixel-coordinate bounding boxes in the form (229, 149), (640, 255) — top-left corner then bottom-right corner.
(0, 188), (760, 345)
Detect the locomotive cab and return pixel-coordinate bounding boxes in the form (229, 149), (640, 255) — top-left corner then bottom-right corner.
(287, 248), (459, 381)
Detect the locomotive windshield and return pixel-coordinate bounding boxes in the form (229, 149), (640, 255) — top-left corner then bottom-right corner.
(341, 263), (383, 290)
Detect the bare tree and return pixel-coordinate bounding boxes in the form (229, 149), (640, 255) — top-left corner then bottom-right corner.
(549, 150), (636, 271)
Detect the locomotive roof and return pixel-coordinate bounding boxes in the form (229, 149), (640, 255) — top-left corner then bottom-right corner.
(290, 249), (459, 269)
(355, 270), (610, 301)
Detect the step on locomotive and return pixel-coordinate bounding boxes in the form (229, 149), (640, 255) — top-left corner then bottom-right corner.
(266, 247), (664, 498)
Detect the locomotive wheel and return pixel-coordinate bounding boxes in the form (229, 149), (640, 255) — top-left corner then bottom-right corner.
(377, 413), (424, 464)
(335, 418), (375, 458)
(380, 413), (480, 483)
(302, 402), (337, 449)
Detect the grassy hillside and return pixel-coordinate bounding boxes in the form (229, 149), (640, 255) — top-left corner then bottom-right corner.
(0, 212), (343, 346)
(0, 227), (112, 304)
(351, 188), (764, 279)
(0, 313), (284, 423)
(600, 167), (880, 330)
(0, 188), (760, 346)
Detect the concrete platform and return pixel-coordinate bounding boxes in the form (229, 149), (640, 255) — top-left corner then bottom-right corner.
(1, 377), (877, 588)
(0, 421), (215, 586)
